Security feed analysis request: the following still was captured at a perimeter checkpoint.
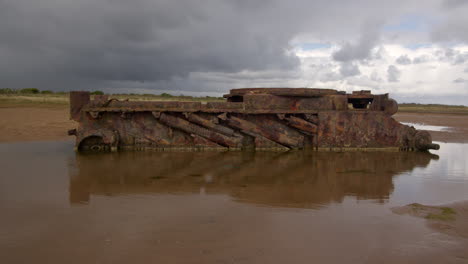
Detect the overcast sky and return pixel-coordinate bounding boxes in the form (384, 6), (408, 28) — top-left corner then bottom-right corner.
(1, 0), (468, 104)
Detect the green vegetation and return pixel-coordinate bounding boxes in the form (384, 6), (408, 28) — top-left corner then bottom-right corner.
(1, 88), (47, 95)
(0, 88), (16, 94)
(409, 203), (424, 213)
(441, 207), (457, 215)
(408, 203), (458, 221)
(399, 103), (468, 114)
(2, 88), (466, 113)
(425, 207), (457, 221)
(0, 88), (225, 107)
(160, 92), (173, 97)
(0, 94), (69, 107)
(19, 88), (40, 94)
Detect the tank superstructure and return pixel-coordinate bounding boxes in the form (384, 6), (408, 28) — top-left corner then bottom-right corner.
(68, 88), (440, 152)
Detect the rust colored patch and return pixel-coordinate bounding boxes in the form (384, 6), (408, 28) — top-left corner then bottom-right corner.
(69, 88), (440, 152)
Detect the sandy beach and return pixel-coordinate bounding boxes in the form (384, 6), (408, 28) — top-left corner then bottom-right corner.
(0, 105), (75, 142)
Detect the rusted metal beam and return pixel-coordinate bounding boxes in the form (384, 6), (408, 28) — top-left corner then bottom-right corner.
(158, 113), (242, 148)
(284, 116), (318, 134)
(186, 113), (238, 137)
(304, 114), (319, 124)
(226, 115), (303, 148)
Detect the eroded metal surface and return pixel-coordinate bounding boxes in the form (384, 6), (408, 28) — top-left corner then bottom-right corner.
(69, 88), (440, 152)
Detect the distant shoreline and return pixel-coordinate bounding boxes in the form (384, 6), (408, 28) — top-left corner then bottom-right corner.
(1, 93), (468, 114)
(398, 103), (468, 115)
(1, 99), (468, 143)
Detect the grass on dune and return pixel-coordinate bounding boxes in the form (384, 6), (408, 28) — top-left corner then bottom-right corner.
(1, 91), (467, 114)
(0, 93), (224, 108)
(399, 103), (468, 114)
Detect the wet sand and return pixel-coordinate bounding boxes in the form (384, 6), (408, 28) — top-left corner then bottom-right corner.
(0, 105), (75, 142)
(0, 105), (467, 143)
(393, 201), (468, 239)
(394, 112), (468, 143)
(392, 200), (468, 261)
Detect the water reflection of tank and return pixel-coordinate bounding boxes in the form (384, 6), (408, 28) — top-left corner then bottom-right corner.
(69, 151), (438, 208)
(68, 88), (439, 152)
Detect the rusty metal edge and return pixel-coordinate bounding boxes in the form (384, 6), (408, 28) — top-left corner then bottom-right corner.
(105, 146), (402, 152)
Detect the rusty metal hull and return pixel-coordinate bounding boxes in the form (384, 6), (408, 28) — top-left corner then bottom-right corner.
(68, 88), (440, 152)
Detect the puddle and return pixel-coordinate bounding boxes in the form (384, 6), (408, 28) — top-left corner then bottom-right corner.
(1, 141), (467, 263)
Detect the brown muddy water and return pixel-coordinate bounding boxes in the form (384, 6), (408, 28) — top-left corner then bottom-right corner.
(1, 141), (467, 264)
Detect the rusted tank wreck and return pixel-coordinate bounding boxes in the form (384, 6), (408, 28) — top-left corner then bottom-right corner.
(68, 88), (440, 152)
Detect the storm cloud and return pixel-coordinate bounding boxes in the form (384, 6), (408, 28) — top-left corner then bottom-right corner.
(0, 0), (305, 90)
(0, 0), (467, 104)
(332, 22), (382, 62)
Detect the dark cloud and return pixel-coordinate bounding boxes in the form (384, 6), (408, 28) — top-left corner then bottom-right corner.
(332, 22), (382, 62)
(453, 78), (466, 83)
(432, 1), (468, 43)
(0, 0), (306, 91)
(387, 65), (401, 82)
(0, 0), (465, 99)
(396, 55), (412, 65)
(339, 62), (361, 77)
(433, 48), (468, 65)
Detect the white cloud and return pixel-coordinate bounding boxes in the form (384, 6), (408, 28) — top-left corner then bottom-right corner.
(290, 43), (468, 104)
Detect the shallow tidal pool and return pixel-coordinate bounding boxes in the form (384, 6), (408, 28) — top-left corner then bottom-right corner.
(1, 141), (467, 263)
